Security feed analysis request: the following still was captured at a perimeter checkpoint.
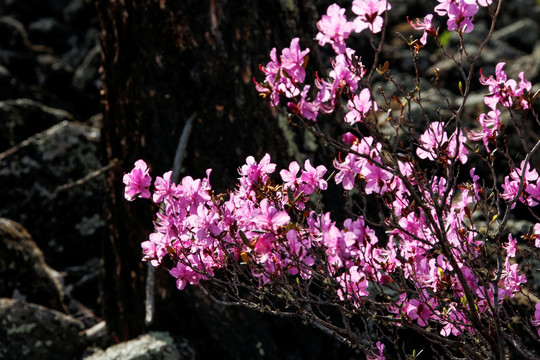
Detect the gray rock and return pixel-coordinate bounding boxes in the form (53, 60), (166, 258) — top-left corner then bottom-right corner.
(0, 98), (74, 152)
(83, 332), (195, 360)
(481, 39), (525, 66)
(0, 298), (84, 360)
(0, 218), (68, 313)
(507, 41), (540, 82)
(492, 18), (540, 52)
(0, 120), (103, 269)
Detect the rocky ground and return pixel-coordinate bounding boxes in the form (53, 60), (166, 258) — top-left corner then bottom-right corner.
(0, 0), (539, 359)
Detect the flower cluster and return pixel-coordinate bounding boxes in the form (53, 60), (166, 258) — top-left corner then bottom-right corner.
(126, 0), (540, 357)
(125, 156), (332, 288)
(316, 0), (391, 54)
(501, 160), (540, 208)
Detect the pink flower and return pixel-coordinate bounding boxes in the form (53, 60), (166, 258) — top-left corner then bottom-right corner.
(366, 341), (386, 360)
(531, 302), (540, 337)
(342, 132), (358, 145)
(169, 259), (208, 290)
(334, 153), (359, 190)
(286, 229), (314, 277)
(252, 198), (290, 233)
(288, 85), (320, 121)
(527, 182), (540, 206)
(477, 0), (493, 6)
(345, 88), (377, 124)
(142, 232), (169, 267)
(434, 0), (453, 16)
(503, 234), (518, 260)
(153, 171), (175, 203)
(447, 1), (478, 33)
(256, 40), (309, 107)
(405, 298), (433, 327)
(239, 153), (276, 185)
(336, 265), (369, 303)
(499, 262), (527, 297)
(479, 62), (532, 110)
(281, 37), (310, 83)
(534, 223), (540, 248)
(123, 159), (152, 201)
(447, 128), (469, 164)
(439, 305), (467, 337)
(329, 49), (363, 94)
(352, 0), (391, 34)
(256, 48), (282, 106)
(408, 14), (435, 45)
(300, 159), (328, 194)
(280, 161), (301, 191)
(363, 163), (392, 195)
(467, 109), (500, 152)
(417, 122), (448, 161)
(518, 72), (533, 109)
(502, 161), (539, 206)
(316, 4), (355, 54)
(501, 174), (520, 207)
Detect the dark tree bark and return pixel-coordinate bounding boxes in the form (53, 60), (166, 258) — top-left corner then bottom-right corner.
(96, 1), (356, 357)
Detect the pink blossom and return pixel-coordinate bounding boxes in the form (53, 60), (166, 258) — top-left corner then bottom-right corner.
(531, 302), (540, 337)
(123, 159), (152, 201)
(366, 341), (386, 360)
(286, 229), (314, 278)
(447, 128), (469, 164)
(502, 161), (539, 206)
(280, 161), (300, 191)
(300, 159), (328, 194)
(534, 223), (540, 248)
(239, 153), (276, 185)
(501, 175), (520, 207)
(281, 37), (310, 83)
(447, 1), (478, 33)
(439, 305), (467, 336)
(345, 88), (377, 124)
(342, 132), (358, 145)
(256, 41), (308, 107)
(153, 171), (175, 203)
(503, 234), (518, 260)
(408, 14), (435, 45)
(405, 298), (433, 327)
(336, 265), (369, 303)
(316, 4), (355, 54)
(352, 0), (391, 34)
(256, 48), (282, 106)
(417, 122), (448, 161)
(252, 198), (290, 233)
(499, 262), (527, 297)
(334, 153), (358, 190)
(288, 85), (319, 121)
(476, 0), (493, 6)
(142, 232), (169, 267)
(434, 0), (452, 16)
(467, 109), (500, 152)
(526, 182), (540, 206)
(363, 163), (392, 195)
(329, 49), (363, 94)
(479, 62), (532, 110)
(518, 72), (533, 109)
(169, 255), (210, 290)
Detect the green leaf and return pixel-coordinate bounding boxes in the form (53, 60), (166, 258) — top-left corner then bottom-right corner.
(438, 30), (453, 47)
